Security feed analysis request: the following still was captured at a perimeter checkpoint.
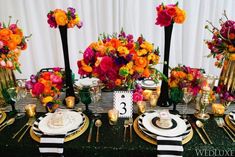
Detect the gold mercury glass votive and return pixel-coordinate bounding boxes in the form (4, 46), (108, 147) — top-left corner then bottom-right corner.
(65, 96), (75, 109)
(149, 92), (159, 108)
(137, 101), (146, 115)
(108, 108), (119, 125)
(212, 103), (225, 116)
(25, 104), (36, 117)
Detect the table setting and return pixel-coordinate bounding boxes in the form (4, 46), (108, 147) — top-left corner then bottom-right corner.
(0, 1), (235, 157)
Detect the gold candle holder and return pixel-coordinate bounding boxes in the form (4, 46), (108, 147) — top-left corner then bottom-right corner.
(212, 103), (225, 116)
(65, 96), (75, 109)
(108, 108), (119, 125)
(25, 104), (36, 117)
(137, 101), (146, 115)
(149, 92), (159, 109)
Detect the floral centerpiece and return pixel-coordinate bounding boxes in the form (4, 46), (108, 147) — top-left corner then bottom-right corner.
(26, 67), (63, 106)
(155, 2), (186, 27)
(77, 30), (164, 90)
(168, 65), (204, 103)
(47, 7), (83, 29)
(0, 17), (30, 72)
(205, 11), (235, 106)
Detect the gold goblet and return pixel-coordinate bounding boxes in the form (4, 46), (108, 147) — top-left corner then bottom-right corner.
(108, 108), (119, 125)
(24, 104), (36, 118)
(65, 96), (75, 109)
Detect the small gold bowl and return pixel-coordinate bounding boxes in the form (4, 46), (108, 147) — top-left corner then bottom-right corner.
(65, 96), (75, 109)
(25, 104), (36, 117)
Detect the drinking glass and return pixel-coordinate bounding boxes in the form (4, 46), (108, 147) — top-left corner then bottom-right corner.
(182, 89), (193, 118)
(16, 79), (28, 99)
(90, 80), (102, 117)
(79, 87), (92, 115)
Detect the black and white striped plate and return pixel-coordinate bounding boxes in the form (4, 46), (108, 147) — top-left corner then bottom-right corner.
(229, 111), (235, 126)
(138, 112), (191, 139)
(32, 110), (86, 136)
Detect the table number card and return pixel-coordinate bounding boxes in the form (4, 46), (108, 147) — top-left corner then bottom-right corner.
(113, 91), (133, 118)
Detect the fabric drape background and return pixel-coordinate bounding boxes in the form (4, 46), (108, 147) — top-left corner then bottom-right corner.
(1, 0), (235, 79)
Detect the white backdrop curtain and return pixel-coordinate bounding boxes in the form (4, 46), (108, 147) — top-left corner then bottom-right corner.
(0, 0), (235, 79)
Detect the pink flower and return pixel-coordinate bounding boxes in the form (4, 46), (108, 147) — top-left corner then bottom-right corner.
(32, 82), (45, 96)
(50, 74), (62, 84)
(155, 10), (172, 27)
(83, 47), (95, 64)
(9, 24), (17, 31)
(0, 41), (4, 49)
(25, 80), (33, 90)
(100, 56), (113, 72)
(133, 92), (143, 103)
(53, 67), (61, 72)
(0, 60), (6, 67)
(6, 61), (13, 68)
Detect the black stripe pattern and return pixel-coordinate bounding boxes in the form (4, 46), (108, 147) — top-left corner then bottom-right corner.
(138, 112), (191, 157)
(37, 110), (85, 156)
(229, 111), (235, 125)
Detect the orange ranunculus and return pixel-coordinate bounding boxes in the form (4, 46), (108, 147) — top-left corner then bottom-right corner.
(134, 66), (144, 73)
(7, 41), (17, 50)
(10, 34), (22, 45)
(110, 38), (121, 49)
(174, 8), (186, 24)
(0, 28), (12, 41)
(140, 41), (153, 52)
(142, 68), (150, 78)
(115, 79), (122, 86)
(135, 57), (148, 68)
(54, 9), (68, 26)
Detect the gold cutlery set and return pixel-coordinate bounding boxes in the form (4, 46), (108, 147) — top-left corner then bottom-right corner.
(192, 120), (212, 144)
(215, 118), (235, 142)
(123, 118), (133, 143)
(87, 119), (102, 143)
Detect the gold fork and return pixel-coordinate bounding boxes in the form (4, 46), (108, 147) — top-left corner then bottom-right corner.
(123, 120), (129, 142)
(129, 118), (133, 143)
(17, 118), (35, 142)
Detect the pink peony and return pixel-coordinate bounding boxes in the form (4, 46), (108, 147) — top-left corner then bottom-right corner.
(133, 92), (143, 103)
(32, 82), (45, 96)
(156, 10), (172, 27)
(50, 74), (62, 84)
(83, 47), (95, 64)
(100, 56), (113, 72)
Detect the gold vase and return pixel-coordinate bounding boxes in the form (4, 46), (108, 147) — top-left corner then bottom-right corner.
(0, 69), (16, 103)
(218, 54), (235, 93)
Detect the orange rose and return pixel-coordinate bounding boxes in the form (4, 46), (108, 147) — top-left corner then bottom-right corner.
(135, 57), (148, 68)
(142, 68), (150, 78)
(115, 79), (122, 86)
(110, 38), (121, 49)
(134, 66), (144, 73)
(54, 9), (68, 26)
(174, 8), (186, 24)
(10, 34), (22, 45)
(0, 28), (12, 41)
(7, 41), (17, 50)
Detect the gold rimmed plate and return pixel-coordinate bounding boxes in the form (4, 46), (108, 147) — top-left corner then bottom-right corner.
(225, 115), (235, 132)
(134, 115), (193, 145)
(0, 111), (7, 125)
(30, 114), (89, 143)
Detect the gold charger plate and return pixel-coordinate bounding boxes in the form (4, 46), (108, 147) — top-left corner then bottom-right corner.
(225, 115), (235, 132)
(30, 114), (89, 143)
(0, 111), (7, 125)
(133, 116), (193, 145)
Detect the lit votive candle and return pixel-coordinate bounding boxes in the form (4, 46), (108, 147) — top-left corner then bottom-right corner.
(108, 108), (119, 125)
(25, 104), (36, 117)
(65, 96), (75, 109)
(137, 101), (146, 115)
(149, 92), (159, 108)
(212, 103), (225, 116)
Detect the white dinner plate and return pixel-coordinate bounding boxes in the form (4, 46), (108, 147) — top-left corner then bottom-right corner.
(38, 110), (83, 135)
(142, 111), (187, 137)
(75, 77), (100, 87)
(138, 79), (158, 89)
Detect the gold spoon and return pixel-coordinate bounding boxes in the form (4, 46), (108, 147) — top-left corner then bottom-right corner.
(196, 120), (213, 144)
(0, 118), (15, 132)
(95, 119), (102, 143)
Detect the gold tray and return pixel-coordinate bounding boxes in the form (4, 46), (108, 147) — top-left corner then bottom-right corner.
(0, 112), (7, 125)
(133, 116), (193, 145)
(225, 115), (235, 132)
(30, 114), (89, 143)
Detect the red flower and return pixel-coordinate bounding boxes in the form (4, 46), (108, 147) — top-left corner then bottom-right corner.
(100, 56), (113, 72)
(166, 7), (177, 17)
(133, 92), (143, 103)
(83, 47), (95, 64)
(156, 10), (172, 27)
(41, 72), (51, 80)
(32, 82), (45, 96)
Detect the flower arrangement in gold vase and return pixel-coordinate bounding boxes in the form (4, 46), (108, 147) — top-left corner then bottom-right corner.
(205, 11), (235, 106)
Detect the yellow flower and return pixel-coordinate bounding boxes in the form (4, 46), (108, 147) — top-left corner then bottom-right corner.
(10, 34), (22, 45)
(187, 74), (193, 81)
(117, 46), (129, 55)
(137, 49), (148, 56)
(140, 41), (153, 52)
(147, 54), (159, 64)
(54, 9), (68, 26)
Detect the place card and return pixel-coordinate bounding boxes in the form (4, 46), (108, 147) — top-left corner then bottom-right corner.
(113, 91), (133, 118)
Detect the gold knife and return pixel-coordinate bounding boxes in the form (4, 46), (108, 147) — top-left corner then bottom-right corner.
(192, 123), (207, 144)
(87, 119), (95, 143)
